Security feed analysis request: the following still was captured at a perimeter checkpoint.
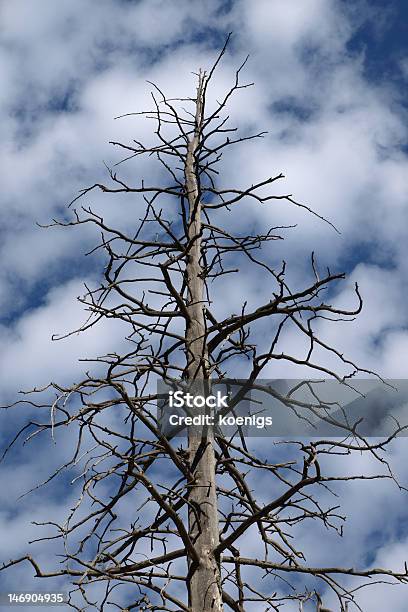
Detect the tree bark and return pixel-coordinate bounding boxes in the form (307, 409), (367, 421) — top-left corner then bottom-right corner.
(185, 72), (223, 612)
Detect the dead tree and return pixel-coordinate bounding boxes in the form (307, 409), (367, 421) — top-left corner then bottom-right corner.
(2, 36), (408, 612)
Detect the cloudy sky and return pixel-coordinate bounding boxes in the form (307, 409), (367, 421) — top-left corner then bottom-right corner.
(1, 0), (408, 610)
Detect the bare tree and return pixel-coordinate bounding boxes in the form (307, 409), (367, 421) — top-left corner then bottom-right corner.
(2, 36), (408, 612)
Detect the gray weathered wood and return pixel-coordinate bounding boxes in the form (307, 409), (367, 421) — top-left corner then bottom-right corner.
(185, 71), (223, 612)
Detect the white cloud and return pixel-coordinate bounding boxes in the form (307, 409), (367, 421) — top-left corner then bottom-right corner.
(0, 278), (129, 395)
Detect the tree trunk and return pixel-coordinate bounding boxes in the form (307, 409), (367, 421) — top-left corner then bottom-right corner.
(185, 72), (223, 612)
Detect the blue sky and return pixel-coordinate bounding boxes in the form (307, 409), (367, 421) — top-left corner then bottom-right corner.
(1, 1), (408, 610)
